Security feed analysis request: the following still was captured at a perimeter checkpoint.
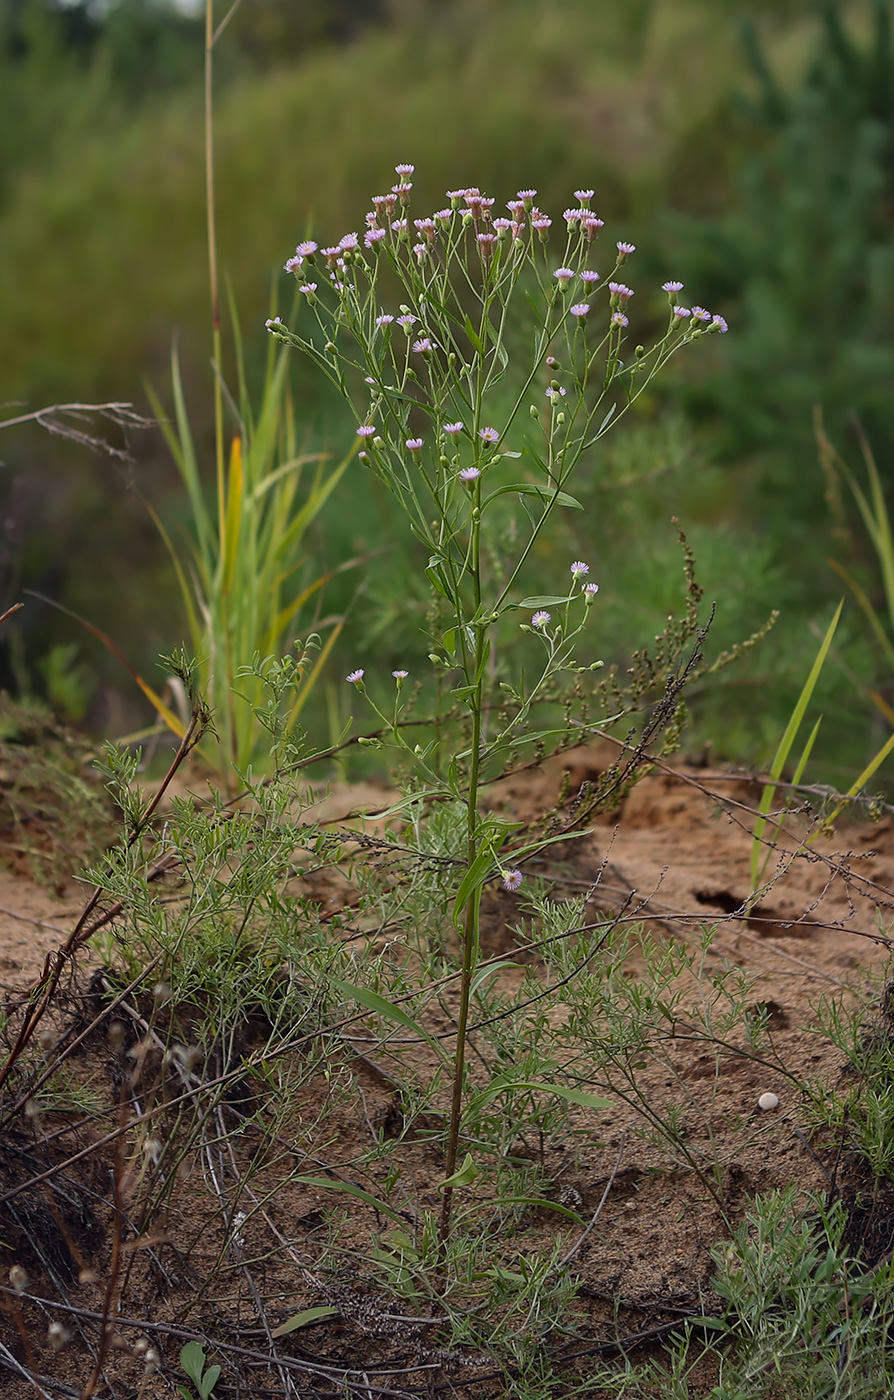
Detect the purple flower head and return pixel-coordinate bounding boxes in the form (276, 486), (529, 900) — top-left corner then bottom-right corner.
(583, 216), (605, 238)
(532, 610), (551, 628)
(444, 421), (464, 435)
(516, 189), (537, 202)
(459, 466), (482, 482)
(584, 582), (600, 598)
(502, 869), (524, 892)
(477, 232), (498, 256)
(358, 450), (367, 461)
(346, 669), (365, 685)
(579, 269), (600, 284)
(406, 438), (424, 452)
(546, 386), (566, 403)
(531, 215), (552, 232)
(493, 217), (511, 232)
(507, 199), (525, 215)
(554, 267), (575, 287)
(356, 425), (376, 438)
(612, 311), (629, 327)
(392, 668), (409, 679)
(372, 195), (388, 209)
(710, 314), (729, 333)
(608, 282), (634, 301)
(434, 208), (452, 224)
(412, 337), (434, 353)
(375, 315), (394, 329)
(391, 218), (408, 234)
(365, 228), (386, 247)
(575, 189), (594, 203)
(571, 560), (590, 578)
(570, 302), (591, 319)
(446, 189), (466, 205)
(295, 240), (318, 257)
(465, 191), (493, 218)
(479, 426), (500, 445)
(392, 182), (412, 198)
(691, 306), (711, 322)
(338, 232), (359, 252)
(412, 242), (428, 261)
(394, 163), (415, 176)
(616, 241), (636, 256)
(284, 255), (303, 274)
(320, 246), (340, 264)
(673, 305), (691, 320)
(298, 282), (317, 296)
(563, 208), (583, 225)
(662, 280), (684, 294)
(396, 314), (417, 328)
(365, 211), (379, 226)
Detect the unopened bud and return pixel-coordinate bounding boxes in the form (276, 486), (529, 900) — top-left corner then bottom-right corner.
(9, 1265), (28, 1295)
(47, 1322), (72, 1352)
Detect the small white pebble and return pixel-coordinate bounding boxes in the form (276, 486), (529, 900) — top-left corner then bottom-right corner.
(758, 1091), (779, 1112)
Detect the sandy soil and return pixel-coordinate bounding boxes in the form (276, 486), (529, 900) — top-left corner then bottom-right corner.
(1, 745), (892, 1397)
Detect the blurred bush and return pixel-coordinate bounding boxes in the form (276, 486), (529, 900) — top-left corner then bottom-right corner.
(667, 1), (894, 534)
(1, 0), (891, 776)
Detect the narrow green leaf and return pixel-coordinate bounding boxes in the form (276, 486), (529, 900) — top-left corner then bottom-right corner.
(271, 1306), (338, 1338)
(467, 1079), (612, 1112)
(330, 978), (446, 1059)
(464, 314), (484, 354)
(485, 484), (583, 510)
(439, 1153), (479, 1191)
(751, 600), (843, 891)
(292, 1175), (404, 1224)
(519, 594), (575, 609)
(470, 960), (524, 995)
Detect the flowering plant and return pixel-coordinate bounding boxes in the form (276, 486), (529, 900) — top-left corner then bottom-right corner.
(268, 166), (725, 1244)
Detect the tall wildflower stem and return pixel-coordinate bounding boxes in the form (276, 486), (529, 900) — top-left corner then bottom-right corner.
(440, 494), (485, 1248)
(271, 168), (726, 1268)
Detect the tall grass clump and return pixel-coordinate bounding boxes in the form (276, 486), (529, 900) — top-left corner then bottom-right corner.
(146, 0), (351, 785)
(269, 165), (727, 1248)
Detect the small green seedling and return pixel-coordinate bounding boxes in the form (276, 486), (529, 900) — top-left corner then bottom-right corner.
(177, 1341), (221, 1400)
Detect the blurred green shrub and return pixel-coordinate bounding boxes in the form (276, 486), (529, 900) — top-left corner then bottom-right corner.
(670, 1), (894, 522)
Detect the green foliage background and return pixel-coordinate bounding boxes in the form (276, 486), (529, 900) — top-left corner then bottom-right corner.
(1, 0), (893, 781)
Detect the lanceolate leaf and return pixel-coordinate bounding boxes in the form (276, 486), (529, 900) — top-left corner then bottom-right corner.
(330, 978), (446, 1059)
(271, 1307), (338, 1338)
(485, 484), (583, 510)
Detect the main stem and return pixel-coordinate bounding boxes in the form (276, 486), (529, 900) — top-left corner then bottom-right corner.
(439, 502), (484, 1250)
